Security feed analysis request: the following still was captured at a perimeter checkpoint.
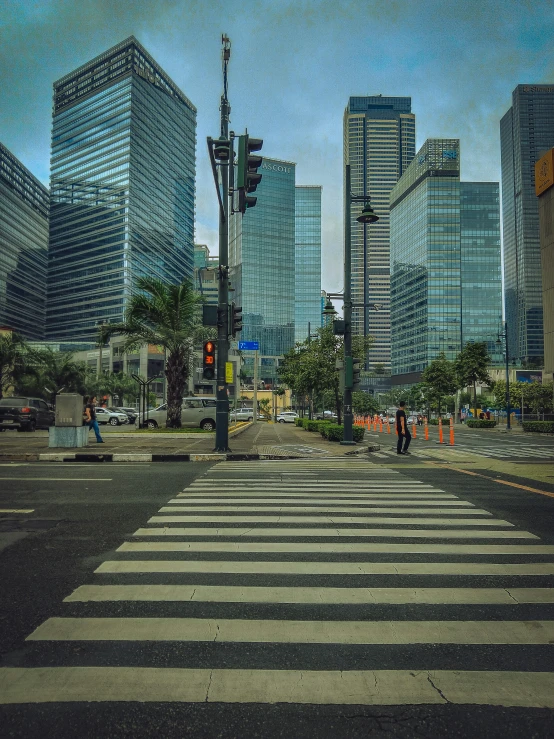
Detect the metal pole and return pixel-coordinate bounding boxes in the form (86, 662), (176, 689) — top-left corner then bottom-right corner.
(253, 349), (258, 424)
(342, 164), (355, 445)
(214, 36), (231, 451)
(505, 321), (511, 431)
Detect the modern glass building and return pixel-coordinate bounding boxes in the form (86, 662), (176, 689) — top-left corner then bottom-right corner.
(295, 186), (322, 343)
(460, 182), (503, 360)
(0, 142), (49, 339)
(500, 84), (554, 364)
(47, 37), (196, 342)
(194, 244), (218, 306)
(229, 157), (296, 358)
(343, 96), (416, 371)
(390, 139), (503, 385)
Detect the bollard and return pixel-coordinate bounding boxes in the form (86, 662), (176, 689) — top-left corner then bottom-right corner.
(412, 423), (417, 439)
(438, 417), (444, 444)
(424, 417), (429, 441)
(379, 417), (383, 433)
(386, 420), (391, 434)
(373, 415), (377, 432)
(449, 417), (455, 446)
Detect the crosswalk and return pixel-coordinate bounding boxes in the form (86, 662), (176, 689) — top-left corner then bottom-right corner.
(2, 459), (554, 711)
(370, 441), (554, 460)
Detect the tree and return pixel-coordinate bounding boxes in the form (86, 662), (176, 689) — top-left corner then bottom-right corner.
(421, 353), (458, 417)
(352, 391), (379, 416)
(455, 342), (491, 417)
(15, 348), (88, 406)
(0, 332), (27, 399)
(90, 372), (139, 406)
(527, 381), (553, 419)
(101, 277), (203, 428)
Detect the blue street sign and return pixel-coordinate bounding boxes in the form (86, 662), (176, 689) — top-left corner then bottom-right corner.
(238, 341), (259, 351)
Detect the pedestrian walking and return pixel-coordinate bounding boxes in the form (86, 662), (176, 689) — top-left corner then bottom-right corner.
(396, 400), (411, 455)
(84, 395), (104, 443)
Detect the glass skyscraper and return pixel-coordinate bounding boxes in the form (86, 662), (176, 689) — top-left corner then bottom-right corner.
(0, 142), (49, 339)
(343, 96), (416, 371)
(47, 37), (196, 342)
(229, 157), (296, 358)
(295, 186), (322, 343)
(500, 84), (554, 364)
(390, 139), (503, 384)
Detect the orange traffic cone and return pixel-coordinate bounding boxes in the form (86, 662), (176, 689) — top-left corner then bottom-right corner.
(449, 417), (455, 446)
(379, 417), (383, 433)
(424, 417), (429, 441)
(438, 417), (444, 444)
(412, 422), (417, 439)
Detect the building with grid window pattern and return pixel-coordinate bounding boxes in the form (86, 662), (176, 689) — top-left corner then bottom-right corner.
(390, 140), (502, 384)
(295, 186), (322, 343)
(46, 37), (196, 342)
(500, 84), (554, 364)
(0, 142), (49, 339)
(343, 96), (415, 371)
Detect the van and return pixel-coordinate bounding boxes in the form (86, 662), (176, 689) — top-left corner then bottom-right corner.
(140, 397), (217, 430)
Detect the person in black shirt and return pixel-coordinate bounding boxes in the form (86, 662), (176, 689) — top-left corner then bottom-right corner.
(396, 401), (411, 455)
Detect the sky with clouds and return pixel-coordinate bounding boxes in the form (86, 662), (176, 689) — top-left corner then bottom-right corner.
(1, 0), (554, 292)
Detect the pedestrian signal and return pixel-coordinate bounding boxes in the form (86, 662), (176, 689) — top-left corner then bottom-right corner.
(203, 340), (216, 380)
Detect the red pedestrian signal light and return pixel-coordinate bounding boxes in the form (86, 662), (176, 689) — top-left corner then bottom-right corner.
(203, 340), (216, 380)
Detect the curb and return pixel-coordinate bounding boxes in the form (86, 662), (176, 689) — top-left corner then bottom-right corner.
(0, 452), (312, 463)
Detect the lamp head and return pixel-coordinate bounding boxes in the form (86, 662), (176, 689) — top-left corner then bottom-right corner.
(357, 202), (379, 224)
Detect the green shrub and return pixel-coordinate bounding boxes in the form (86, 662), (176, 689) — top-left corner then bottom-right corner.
(427, 418), (439, 425)
(466, 419), (497, 428)
(320, 424), (365, 442)
(522, 421), (554, 433)
(305, 419), (332, 433)
(294, 418), (306, 428)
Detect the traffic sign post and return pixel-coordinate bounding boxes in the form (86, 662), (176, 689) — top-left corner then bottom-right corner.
(238, 341), (259, 351)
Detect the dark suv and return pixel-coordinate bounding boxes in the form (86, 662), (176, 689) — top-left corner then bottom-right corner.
(0, 397), (55, 432)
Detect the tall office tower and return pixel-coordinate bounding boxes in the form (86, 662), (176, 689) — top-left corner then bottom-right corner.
(343, 96), (415, 371)
(294, 186), (322, 343)
(194, 244), (218, 306)
(0, 142), (49, 339)
(47, 37), (196, 342)
(501, 84), (554, 364)
(460, 182), (503, 356)
(229, 157), (296, 363)
(390, 139), (503, 385)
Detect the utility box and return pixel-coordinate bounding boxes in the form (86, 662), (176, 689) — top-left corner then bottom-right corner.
(55, 394), (84, 427)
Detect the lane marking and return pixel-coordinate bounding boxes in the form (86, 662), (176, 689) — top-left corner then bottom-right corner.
(95, 560), (554, 576)
(162, 505), (484, 514)
(0, 477), (113, 481)
(28, 617), (554, 645)
(3, 667), (554, 706)
(118, 541), (554, 554)
(177, 494), (454, 500)
(0, 508), (35, 514)
(434, 465), (554, 500)
(147, 515), (510, 526)
(64, 584), (554, 604)
(133, 527), (537, 539)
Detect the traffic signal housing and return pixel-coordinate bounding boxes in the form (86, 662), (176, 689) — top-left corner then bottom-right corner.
(229, 302), (243, 338)
(352, 357), (362, 389)
(237, 134), (263, 213)
(203, 340), (216, 380)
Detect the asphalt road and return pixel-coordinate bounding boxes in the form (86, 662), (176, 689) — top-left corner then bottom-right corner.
(1, 459), (554, 737)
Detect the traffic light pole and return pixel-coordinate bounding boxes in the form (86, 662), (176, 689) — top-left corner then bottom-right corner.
(214, 36), (231, 452)
(342, 164), (355, 445)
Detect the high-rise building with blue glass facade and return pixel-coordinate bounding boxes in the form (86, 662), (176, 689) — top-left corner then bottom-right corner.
(344, 96), (416, 371)
(295, 186), (322, 343)
(230, 157), (296, 358)
(46, 37), (196, 342)
(500, 84), (554, 364)
(390, 139), (503, 385)
(0, 142), (49, 339)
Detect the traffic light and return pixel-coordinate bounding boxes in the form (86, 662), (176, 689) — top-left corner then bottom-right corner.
(203, 340), (216, 380)
(229, 302), (243, 338)
(237, 134), (263, 213)
(352, 358), (362, 389)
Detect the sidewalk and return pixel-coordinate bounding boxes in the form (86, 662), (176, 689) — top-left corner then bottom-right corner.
(0, 422), (372, 462)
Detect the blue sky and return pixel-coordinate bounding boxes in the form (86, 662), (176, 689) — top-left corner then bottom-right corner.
(1, 0), (553, 291)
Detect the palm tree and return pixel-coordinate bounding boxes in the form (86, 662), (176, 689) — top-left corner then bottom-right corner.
(15, 348), (88, 406)
(100, 277), (203, 428)
(0, 332), (27, 399)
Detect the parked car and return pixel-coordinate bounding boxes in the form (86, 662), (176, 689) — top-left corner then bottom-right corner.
(0, 397), (55, 432)
(109, 406), (138, 424)
(276, 411), (299, 424)
(95, 407), (129, 426)
(316, 410), (338, 421)
(139, 397), (217, 430)
(230, 408), (255, 421)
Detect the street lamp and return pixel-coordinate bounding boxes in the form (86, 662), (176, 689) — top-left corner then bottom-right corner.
(496, 321), (512, 431)
(343, 163), (379, 444)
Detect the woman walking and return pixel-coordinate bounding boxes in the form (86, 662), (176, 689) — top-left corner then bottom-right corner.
(84, 395), (104, 443)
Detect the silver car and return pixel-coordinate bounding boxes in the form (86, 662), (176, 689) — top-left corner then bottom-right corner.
(276, 411), (299, 423)
(140, 397), (217, 430)
(95, 407), (129, 426)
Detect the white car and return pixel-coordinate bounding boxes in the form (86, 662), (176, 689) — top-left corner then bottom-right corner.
(276, 411), (299, 424)
(95, 407), (129, 426)
(230, 408), (255, 421)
